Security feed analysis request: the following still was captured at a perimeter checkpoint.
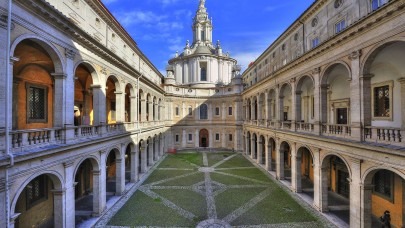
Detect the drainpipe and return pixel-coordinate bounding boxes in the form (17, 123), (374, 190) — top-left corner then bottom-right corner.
(5, 0), (15, 227)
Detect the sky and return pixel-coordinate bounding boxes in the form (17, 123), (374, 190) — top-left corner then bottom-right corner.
(101, 0), (315, 75)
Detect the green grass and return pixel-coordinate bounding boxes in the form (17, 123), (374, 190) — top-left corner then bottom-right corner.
(143, 170), (192, 185)
(161, 172), (205, 186)
(215, 188), (267, 218)
(216, 154), (255, 168)
(159, 153), (203, 168)
(211, 172), (262, 186)
(219, 168), (272, 183)
(154, 189), (208, 221)
(232, 187), (318, 226)
(207, 152), (234, 166)
(108, 191), (194, 227)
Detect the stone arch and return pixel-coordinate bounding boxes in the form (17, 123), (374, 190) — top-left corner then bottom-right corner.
(295, 146), (315, 196)
(279, 83), (292, 122)
(251, 133), (258, 159)
(320, 61), (352, 85)
(125, 142), (136, 183)
(11, 171), (64, 228)
(267, 137), (276, 171)
(295, 75), (315, 123)
(278, 141), (292, 181)
(73, 61), (100, 85)
(10, 34), (65, 74)
(259, 135), (266, 165)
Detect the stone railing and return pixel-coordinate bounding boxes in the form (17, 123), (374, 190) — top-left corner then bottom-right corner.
(10, 128), (63, 150)
(258, 119), (266, 127)
(281, 121), (292, 130)
(322, 124), (351, 138)
(267, 120), (277, 128)
(296, 122), (314, 132)
(364, 126), (402, 144)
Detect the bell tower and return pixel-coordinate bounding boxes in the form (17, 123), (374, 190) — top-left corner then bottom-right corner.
(192, 0), (213, 46)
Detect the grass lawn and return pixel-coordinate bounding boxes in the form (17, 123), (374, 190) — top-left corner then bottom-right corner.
(106, 152), (332, 227)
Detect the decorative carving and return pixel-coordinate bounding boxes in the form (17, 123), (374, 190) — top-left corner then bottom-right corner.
(348, 50), (362, 60)
(100, 67), (107, 75)
(65, 48), (76, 60)
(312, 67), (321, 74)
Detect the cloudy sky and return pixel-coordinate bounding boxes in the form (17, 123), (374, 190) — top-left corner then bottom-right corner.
(101, 0), (315, 75)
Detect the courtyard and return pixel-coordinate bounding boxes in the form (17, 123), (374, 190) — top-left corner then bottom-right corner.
(95, 151), (336, 227)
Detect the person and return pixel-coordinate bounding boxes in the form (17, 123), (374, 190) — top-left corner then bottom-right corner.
(380, 210), (391, 228)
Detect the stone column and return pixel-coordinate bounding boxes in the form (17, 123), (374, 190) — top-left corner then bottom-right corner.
(115, 91), (125, 122)
(251, 100), (256, 120)
(161, 135), (165, 155)
(115, 148), (125, 195)
(295, 91), (302, 122)
(399, 78), (405, 130)
(209, 129), (213, 148)
(349, 158), (362, 228)
(182, 129), (187, 148)
(250, 137), (255, 159)
(312, 149), (324, 211)
(92, 169), (104, 216)
(148, 139), (154, 166)
(63, 161), (75, 228)
(195, 129), (199, 148)
(148, 101), (153, 122)
(349, 50), (363, 141)
(360, 184), (373, 228)
(130, 96), (137, 122)
(140, 99), (146, 122)
(265, 92), (269, 121)
(245, 135), (249, 155)
(131, 144), (139, 182)
(257, 139), (263, 164)
(290, 78), (297, 131)
(140, 141), (147, 173)
(276, 143), (284, 180)
(291, 145), (302, 193)
(312, 68), (322, 134)
(154, 103), (158, 121)
(91, 85), (106, 125)
(154, 138), (159, 161)
(51, 73), (67, 128)
(317, 166), (329, 212)
(257, 95), (262, 121)
(50, 188), (65, 228)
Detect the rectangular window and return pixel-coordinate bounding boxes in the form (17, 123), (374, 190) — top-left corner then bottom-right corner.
(26, 175), (47, 209)
(372, 81), (393, 120)
(372, 0), (387, 11)
(335, 20), (346, 34)
(215, 133), (220, 141)
(373, 170), (393, 201)
(188, 134), (193, 141)
(229, 134), (233, 141)
(188, 107), (193, 116)
(228, 107), (233, 116)
(201, 31), (205, 41)
(311, 37), (319, 49)
(27, 84), (48, 123)
(175, 107), (180, 116)
(175, 134), (179, 142)
(215, 107), (220, 116)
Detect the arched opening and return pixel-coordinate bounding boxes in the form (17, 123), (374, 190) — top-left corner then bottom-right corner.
(74, 158), (101, 224)
(267, 90), (276, 121)
(138, 89), (144, 122)
(253, 97), (258, 120)
(260, 135), (266, 165)
(252, 133), (258, 159)
(268, 138), (276, 171)
(12, 39), (56, 130)
(153, 135), (158, 161)
(199, 129), (209, 147)
(14, 174), (62, 228)
(106, 76), (119, 124)
(278, 141), (291, 181)
(296, 147), (314, 199)
(362, 41), (405, 143)
(296, 76), (315, 124)
(321, 64), (351, 125)
(74, 63), (96, 126)
(158, 98), (162, 121)
(106, 149), (123, 197)
(258, 93), (265, 121)
(138, 140), (144, 176)
(321, 155), (350, 225)
(125, 145), (132, 184)
(146, 94), (151, 121)
(246, 132), (251, 155)
(153, 97), (157, 121)
(147, 137), (153, 166)
(279, 84), (292, 123)
(247, 99), (252, 120)
(363, 169), (405, 228)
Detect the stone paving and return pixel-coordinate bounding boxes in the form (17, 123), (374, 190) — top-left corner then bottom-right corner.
(97, 152), (336, 228)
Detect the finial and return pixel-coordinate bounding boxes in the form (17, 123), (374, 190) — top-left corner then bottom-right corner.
(199, 0), (206, 8)
(186, 40), (190, 48)
(216, 40), (221, 48)
(175, 51), (179, 57)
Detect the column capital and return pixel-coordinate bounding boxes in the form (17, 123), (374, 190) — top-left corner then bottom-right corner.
(65, 48), (76, 60)
(90, 84), (102, 89)
(51, 188), (67, 195)
(10, 56), (20, 65)
(312, 67), (321, 75)
(348, 50), (362, 60)
(51, 73), (67, 79)
(92, 170), (102, 176)
(116, 158), (123, 163)
(361, 184), (374, 190)
(63, 160), (75, 168)
(99, 149), (107, 155)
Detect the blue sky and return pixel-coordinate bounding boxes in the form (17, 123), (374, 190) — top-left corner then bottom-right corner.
(101, 0), (315, 74)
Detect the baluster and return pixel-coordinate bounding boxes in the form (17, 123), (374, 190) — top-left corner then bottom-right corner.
(392, 129), (396, 142)
(398, 130), (402, 142)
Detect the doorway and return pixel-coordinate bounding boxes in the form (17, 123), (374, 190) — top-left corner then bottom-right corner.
(199, 129), (209, 148)
(336, 108), (348, 124)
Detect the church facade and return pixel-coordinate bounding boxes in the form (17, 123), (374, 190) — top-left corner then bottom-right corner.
(0, 0), (404, 228)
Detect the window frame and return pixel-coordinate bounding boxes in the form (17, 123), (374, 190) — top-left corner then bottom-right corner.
(311, 37), (319, 49)
(215, 133), (220, 141)
(373, 170), (394, 202)
(335, 20), (346, 34)
(200, 104), (208, 120)
(175, 106), (180, 117)
(228, 106), (233, 116)
(371, 80), (393, 121)
(229, 134), (233, 142)
(26, 83), (48, 124)
(175, 134), (180, 143)
(188, 106), (193, 117)
(188, 133), (193, 142)
(215, 107), (220, 116)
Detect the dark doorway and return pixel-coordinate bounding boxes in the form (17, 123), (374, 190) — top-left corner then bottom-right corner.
(199, 129), (209, 147)
(336, 108), (348, 124)
(338, 170), (350, 198)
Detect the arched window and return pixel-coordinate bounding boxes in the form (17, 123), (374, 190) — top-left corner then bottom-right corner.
(200, 104), (208, 120)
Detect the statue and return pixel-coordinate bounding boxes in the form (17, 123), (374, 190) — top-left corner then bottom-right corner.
(199, 0), (205, 8)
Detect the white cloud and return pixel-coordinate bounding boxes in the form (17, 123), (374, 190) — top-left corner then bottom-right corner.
(232, 51), (263, 72)
(117, 10), (168, 27)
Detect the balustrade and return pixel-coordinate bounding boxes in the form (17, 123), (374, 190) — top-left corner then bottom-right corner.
(364, 126), (402, 144)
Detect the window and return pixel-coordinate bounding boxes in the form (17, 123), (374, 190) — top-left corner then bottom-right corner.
(311, 17), (318, 27)
(372, 81), (393, 120)
(281, 44), (286, 51)
(201, 68), (207, 81)
(26, 175), (47, 209)
(335, 20), (346, 34)
(175, 134), (179, 143)
(371, 0), (387, 11)
(215, 107), (220, 116)
(215, 133), (220, 141)
(228, 107), (233, 116)
(188, 107), (193, 116)
(27, 84), (47, 123)
(373, 170), (393, 201)
(311, 37), (319, 48)
(229, 134), (233, 141)
(334, 0), (343, 8)
(294, 33), (299, 41)
(175, 106), (180, 116)
(188, 134), (193, 141)
(200, 104), (208, 120)
(201, 31), (205, 41)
